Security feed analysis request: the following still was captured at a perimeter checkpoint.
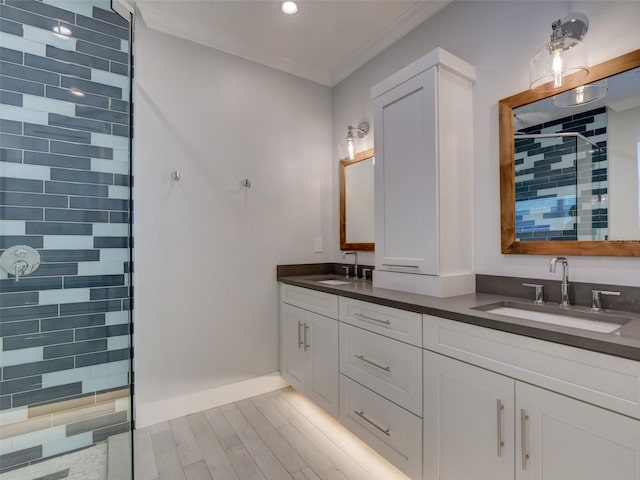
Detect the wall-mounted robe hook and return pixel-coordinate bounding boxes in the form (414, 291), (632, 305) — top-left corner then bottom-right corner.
(242, 178), (251, 189)
(171, 170), (181, 181)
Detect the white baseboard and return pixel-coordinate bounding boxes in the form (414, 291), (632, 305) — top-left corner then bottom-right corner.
(135, 372), (289, 428)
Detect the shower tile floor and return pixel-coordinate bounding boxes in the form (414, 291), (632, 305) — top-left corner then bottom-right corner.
(2, 443), (107, 480)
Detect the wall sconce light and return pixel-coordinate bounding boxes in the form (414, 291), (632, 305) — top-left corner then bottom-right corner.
(530, 13), (589, 92)
(340, 122), (369, 160)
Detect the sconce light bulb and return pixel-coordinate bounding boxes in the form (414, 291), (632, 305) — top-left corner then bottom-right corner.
(552, 51), (563, 88)
(348, 138), (355, 160)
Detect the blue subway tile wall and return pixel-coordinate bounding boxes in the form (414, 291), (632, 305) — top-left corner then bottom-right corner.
(514, 107), (608, 241)
(0, 0), (131, 471)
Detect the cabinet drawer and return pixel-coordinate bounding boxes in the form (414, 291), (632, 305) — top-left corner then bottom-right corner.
(339, 297), (422, 346)
(423, 314), (640, 420)
(340, 323), (422, 415)
(279, 283), (338, 319)
(339, 375), (422, 480)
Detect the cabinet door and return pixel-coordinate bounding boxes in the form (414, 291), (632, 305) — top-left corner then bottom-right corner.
(374, 67), (438, 275)
(424, 351), (514, 480)
(280, 303), (307, 392)
(516, 382), (640, 480)
(305, 311), (339, 418)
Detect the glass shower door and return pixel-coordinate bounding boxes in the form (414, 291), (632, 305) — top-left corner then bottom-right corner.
(0, 0), (133, 477)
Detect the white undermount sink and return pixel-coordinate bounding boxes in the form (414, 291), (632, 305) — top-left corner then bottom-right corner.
(474, 301), (631, 334)
(316, 279), (351, 286)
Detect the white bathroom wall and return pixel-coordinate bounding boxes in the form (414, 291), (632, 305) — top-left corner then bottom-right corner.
(333, 1), (640, 286)
(133, 23), (333, 425)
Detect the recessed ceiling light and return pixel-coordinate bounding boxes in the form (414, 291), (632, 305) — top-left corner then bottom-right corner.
(281, 1), (298, 15)
(52, 24), (72, 38)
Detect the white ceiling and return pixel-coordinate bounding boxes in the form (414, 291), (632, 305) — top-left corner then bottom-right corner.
(131, 0), (451, 86)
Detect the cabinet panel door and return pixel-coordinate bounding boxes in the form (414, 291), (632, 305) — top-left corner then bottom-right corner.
(340, 374), (423, 479)
(423, 351), (514, 480)
(340, 322), (422, 415)
(280, 303), (307, 391)
(516, 382), (640, 480)
(306, 312), (339, 418)
(374, 67), (438, 275)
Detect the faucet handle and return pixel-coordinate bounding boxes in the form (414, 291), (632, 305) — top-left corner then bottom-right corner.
(362, 268), (372, 280)
(590, 290), (621, 312)
(522, 283), (545, 304)
(342, 266), (351, 278)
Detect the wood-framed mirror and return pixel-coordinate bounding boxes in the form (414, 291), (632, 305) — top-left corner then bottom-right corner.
(340, 148), (374, 251)
(499, 49), (640, 256)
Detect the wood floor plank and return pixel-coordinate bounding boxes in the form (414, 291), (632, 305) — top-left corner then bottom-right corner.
(292, 466), (322, 480)
(183, 460), (213, 480)
(150, 430), (187, 480)
(277, 424), (349, 480)
(236, 398), (306, 473)
(271, 391), (372, 480)
(134, 427), (159, 480)
(187, 412), (239, 480)
(278, 388), (352, 447)
(251, 393), (289, 429)
(170, 416), (204, 466)
(205, 407), (242, 450)
(221, 403), (295, 480)
(148, 421), (170, 436)
(226, 444), (268, 480)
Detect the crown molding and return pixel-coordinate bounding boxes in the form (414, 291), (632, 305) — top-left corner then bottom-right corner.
(137, 1), (450, 87)
(330, 1), (451, 86)
(137, 2), (332, 85)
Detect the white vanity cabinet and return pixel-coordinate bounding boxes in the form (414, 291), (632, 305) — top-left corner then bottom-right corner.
(372, 48), (476, 297)
(423, 316), (640, 480)
(279, 284), (339, 418)
(423, 351), (515, 480)
(338, 298), (423, 479)
(516, 382), (640, 480)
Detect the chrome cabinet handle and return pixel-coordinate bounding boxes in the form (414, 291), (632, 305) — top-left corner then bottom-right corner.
(497, 400), (505, 457)
(382, 263), (419, 268)
(520, 409), (530, 471)
(297, 321), (303, 349)
(354, 410), (390, 436)
(354, 354), (391, 372)
(303, 324), (309, 351)
(353, 313), (391, 325)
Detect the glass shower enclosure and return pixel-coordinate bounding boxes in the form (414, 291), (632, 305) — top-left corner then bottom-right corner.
(0, 0), (133, 477)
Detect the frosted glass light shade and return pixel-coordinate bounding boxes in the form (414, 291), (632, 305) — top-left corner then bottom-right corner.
(530, 37), (589, 92)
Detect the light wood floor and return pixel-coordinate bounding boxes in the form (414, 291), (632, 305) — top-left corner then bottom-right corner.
(134, 387), (410, 480)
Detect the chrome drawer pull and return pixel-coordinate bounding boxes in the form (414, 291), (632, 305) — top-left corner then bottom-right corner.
(297, 321), (303, 349)
(353, 313), (391, 325)
(382, 263), (419, 268)
(521, 409), (530, 470)
(497, 399), (504, 457)
(354, 354), (391, 372)
(303, 324), (310, 351)
(354, 410), (390, 436)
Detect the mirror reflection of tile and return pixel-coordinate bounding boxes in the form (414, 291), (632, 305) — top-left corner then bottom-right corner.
(514, 107), (607, 242)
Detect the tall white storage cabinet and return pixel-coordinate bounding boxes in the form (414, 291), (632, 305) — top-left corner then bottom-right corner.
(372, 48), (476, 297)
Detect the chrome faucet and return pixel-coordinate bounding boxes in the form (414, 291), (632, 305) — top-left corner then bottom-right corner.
(549, 257), (570, 307)
(342, 251), (358, 278)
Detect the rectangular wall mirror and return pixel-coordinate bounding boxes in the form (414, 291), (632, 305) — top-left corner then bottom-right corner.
(340, 149), (374, 251)
(499, 49), (640, 256)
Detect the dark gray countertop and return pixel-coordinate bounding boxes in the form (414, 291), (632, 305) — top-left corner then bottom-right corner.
(278, 274), (640, 361)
